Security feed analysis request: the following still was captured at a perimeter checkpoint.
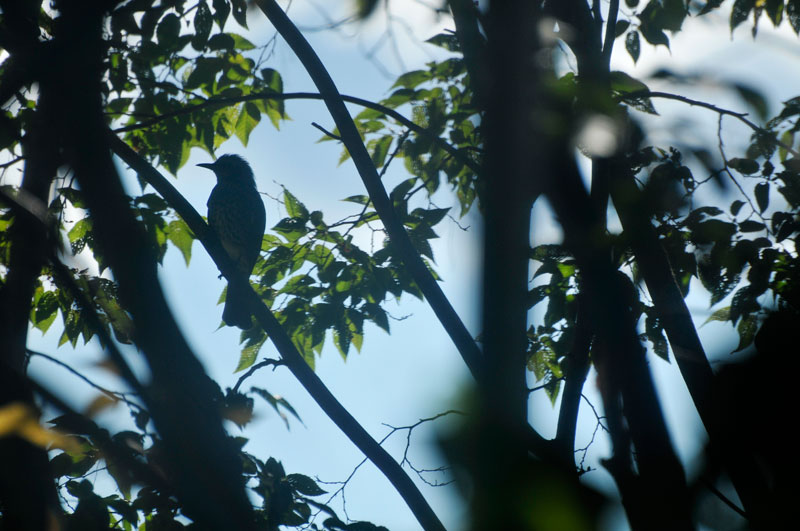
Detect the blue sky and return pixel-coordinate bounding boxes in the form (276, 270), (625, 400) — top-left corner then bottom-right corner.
(24, 2), (800, 530)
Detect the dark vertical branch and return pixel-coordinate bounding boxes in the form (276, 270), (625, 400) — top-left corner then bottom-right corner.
(606, 160), (769, 524)
(471, 0), (540, 527)
(255, 0), (486, 382)
(545, 152), (693, 530)
(0, 1), (62, 528)
(554, 295), (592, 465)
(48, 2), (254, 529)
(447, 0), (488, 105)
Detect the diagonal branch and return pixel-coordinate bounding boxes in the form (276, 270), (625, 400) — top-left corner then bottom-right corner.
(255, 0), (485, 387)
(107, 133), (446, 531)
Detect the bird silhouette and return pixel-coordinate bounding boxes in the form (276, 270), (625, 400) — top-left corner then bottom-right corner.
(198, 155), (266, 329)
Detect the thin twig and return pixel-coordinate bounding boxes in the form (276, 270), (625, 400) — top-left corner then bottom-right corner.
(624, 89), (800, 159)
(232, 358), (284, 394)
(26, 348), (144, 411)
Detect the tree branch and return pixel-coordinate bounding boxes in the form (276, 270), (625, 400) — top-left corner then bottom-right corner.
(601, 0), (619, 67)
(111, 90), (483, 177)
(107, 132), (446, 531)
(625, 89), (800, 158)
(255, 0), (485, 395)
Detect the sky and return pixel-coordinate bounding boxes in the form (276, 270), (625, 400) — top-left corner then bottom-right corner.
(21, 1), (800, 530)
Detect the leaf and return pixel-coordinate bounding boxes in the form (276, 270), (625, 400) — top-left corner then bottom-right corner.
(370, 135), (393, 167)
(156, 13), (181, 51)
(733, 83), (768, 121)
(690, 219), (737, 244)
(645, 313), (670, 362)
(615, 20), (631, 37)
(733, 314), (758, 352)
(230, 0), (248, 28)
(287, 473), (327, 496)
(610, 71), (649, 93)
(212, 0), (230, 28)
(342, 195), (370, 205)
(166, 219), (194, 265)
(739, 220), (766, 232)
(728, 157), (759, 174)
(251, 387), (303, 429)
(625, 31), (641, 63)
(392, 70), (432, 89)
(192, 1), (213, 51)
(730, 199), (745, 216)
(702, 306), (731, 326)
(283, 189), (309, 221)
(754, 182), (770, 213)
(789, 0), (800, 34)
(699, 0), (725, 16)
(426, 33), (460, 52)
(68, 218), (90, 244)
(234, 102), (260, 146)
(730, 0), (756, 32)
(34, 291), (58, 333)
(235, 337), (264, 372)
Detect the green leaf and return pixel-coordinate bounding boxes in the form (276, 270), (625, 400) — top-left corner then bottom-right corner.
(236, 336), (265, 372)
(733, 313), (758, 352)
(234, 102), (260, 146)
(702, 306), (731, 325)
(283, 189), (309, 221)
(426, 33), (461, 52)
(625, 31), (641, 63)
(754, 182), (769, 213)
(370, 135), (392, 167)
(343, 195), (370, 205)
(33, 291), (58, 333)
(68, 218), (90, 243)
(167, 219), (194, 265)
(230, 33), (256, 51)
(392, 70), (432, 89)
(261, 67), (283, 92)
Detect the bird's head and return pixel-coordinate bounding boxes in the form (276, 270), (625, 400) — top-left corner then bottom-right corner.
(197, 154), (255, 186)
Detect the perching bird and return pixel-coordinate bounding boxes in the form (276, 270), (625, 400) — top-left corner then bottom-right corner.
(198, 155), (266, 329)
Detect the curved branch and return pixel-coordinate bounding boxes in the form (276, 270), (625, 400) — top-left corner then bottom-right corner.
(255, 1), (485, 392)
(625, 89), (800, 158)
(112, 91), (484, 177)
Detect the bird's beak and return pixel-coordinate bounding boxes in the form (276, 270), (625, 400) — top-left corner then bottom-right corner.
(197, 162), (215, 169)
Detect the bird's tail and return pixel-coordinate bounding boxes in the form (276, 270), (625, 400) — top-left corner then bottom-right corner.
(223, 278), (253, 329)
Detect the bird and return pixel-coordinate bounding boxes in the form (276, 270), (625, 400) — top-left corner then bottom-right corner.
(198, 154), (266, 329)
